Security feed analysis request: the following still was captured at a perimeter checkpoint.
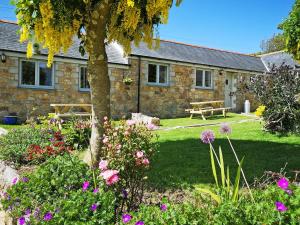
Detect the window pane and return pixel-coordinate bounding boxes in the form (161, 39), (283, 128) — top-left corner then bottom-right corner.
(159, 65), (167, 84)
(80, 67), (90, 89)
(21, 61), (35, 85)
(148, 64), (157, 83)
(205, 71), (212, 87)
(196, 70), (203, 87)
(39, 62), (52, 86)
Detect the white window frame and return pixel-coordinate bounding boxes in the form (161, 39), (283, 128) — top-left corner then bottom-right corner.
(79, 66), (90, 92)
(195, 69), (213, 89)
(19, 59), (55, 89)
(147, 63), (169, 86)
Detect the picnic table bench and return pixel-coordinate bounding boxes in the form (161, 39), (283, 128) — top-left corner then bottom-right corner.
(186, 100), (231, 120)
(50, 104), (92, 119)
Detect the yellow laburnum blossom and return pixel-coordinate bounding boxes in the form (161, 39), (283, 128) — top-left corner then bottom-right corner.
(255, 105), (266, 117)
(20, 26), (29, 43)
(26, 42), (33, 58)
(127, 0), (134, 7)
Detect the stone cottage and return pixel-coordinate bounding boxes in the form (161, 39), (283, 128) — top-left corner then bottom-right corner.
(0, 20), (295, 120)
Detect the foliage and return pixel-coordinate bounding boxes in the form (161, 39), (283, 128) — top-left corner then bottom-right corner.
(98, 118), (158, 213)
(1, 155), (116, 224)
(280, 0), (300, 60)
(63, 118), (91, 150)
(0, 126), (52, 166)
(13, 0), (182, 66)
(250, 64), (300, 133)
(259, 33), (286, 54)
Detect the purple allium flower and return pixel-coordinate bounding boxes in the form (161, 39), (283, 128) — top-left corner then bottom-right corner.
(93, 188), (99, 194)
(135, 221), (145, 225)
(12, 177), (18, 185)
(82, 181), (89, 191)
(277, 177), (289, 190)
(18, 216), (26, 225)
(122, 214), (132, 223)
(201, 130), (215, 144)
(43, 212), (53, 221)
(275, 202), (287, 212)
(90, 203), (98, 211)
(22, 177), (29, 183)
(220, 123), (232, 135)
(160, 204), (167, 212)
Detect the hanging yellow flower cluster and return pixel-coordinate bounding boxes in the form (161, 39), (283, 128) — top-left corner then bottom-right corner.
(18, 0), (81, 67)
(108, 0), (172, 54)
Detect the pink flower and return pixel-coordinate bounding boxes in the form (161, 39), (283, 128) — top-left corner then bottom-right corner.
(277, 177), (289, 190)
(275, 201), (287, 212)
(147, 123), (157, 130)
(142, 158), (150, 166)
(82, 181), (89, 191)
(116, 144), (122, 150)
(136, 151), (144, 159)
(103, 116), (108, 121)
(103, 137), (109, 144)
(124, 131), (130, 136)
(99, 160), (108, 171)
(101, 170), (119, 186)
(220, 123), (232, 135)
(126, 120), (136, 126)
(201, 130), (215, 144)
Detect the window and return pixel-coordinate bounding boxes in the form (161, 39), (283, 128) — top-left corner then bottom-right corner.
(20, 60), (54, 88)
(148, 63), (168, 85)
(79, 67), (90, 91)
(196, 69), (213, 89)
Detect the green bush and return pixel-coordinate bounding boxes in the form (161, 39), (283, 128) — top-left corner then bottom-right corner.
(1, 155), (115, 224)
(0, 126), (52, 166)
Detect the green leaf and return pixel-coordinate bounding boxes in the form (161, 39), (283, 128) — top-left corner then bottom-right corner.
(196, 188), (221, 205)
(219, 146), (225, 188)
(233, 157), (244, 202)
(210, 146), (218, 187)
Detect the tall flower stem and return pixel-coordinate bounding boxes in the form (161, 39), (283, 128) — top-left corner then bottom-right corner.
(226, 136), (255, 202)
(209, 142), (221, 168)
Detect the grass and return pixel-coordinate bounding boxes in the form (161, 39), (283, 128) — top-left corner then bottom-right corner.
(0, 124), (23, 131)
(147, 120), (300, 189)
(160, 113), (253, 128)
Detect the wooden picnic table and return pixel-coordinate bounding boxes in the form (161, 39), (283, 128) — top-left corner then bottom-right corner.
(186, 100), (231, 120)
(50, 104), (92, 118)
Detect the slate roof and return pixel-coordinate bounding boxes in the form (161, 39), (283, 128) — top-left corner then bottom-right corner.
(260, 51), (300, 71)
(131, 41), (266, 72)
(0, 20), (268, 72)
(0, 20), (128, 65)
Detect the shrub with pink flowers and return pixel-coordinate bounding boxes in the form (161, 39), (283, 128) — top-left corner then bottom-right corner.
(98, 118), (158, 214)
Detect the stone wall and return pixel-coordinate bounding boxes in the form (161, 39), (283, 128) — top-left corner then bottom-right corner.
(0, 55), (256, 120)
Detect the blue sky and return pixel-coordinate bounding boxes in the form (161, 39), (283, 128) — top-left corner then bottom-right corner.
(0, 0), (294, 53)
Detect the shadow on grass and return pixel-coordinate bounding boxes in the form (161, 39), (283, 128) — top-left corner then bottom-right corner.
(146, 138), (300, 189)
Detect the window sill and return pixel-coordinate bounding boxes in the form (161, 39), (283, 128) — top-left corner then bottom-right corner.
(146, 83), (170, 87)
(79, 88), (90, 92)
(18, 85), (55, 91)
(194, 86), (214, 90)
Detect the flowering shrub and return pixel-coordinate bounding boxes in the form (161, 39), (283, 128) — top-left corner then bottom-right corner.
(98, 118), (158, 214)
(0, 126), (52, 167)
(26, 131), (73, 164)
(63, 118), (92, 150)
(1, 155), (115, 224)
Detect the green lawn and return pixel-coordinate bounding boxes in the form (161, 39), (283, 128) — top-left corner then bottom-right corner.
(160, 113), (254, 128)
(0, 124), (22, 131)
(147, 120), (300, 189)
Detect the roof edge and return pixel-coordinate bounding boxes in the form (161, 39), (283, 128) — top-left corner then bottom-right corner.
(258, 50), (286, 57)
(0, 19), (17, 25)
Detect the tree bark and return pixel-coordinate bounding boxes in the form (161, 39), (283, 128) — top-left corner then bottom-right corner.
(85, 1), (113, 166)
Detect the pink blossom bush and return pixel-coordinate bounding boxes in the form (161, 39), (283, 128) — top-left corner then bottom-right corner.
(99, 117), (158, 213)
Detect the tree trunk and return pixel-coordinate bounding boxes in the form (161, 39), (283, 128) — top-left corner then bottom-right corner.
(85, 1), (112, 166)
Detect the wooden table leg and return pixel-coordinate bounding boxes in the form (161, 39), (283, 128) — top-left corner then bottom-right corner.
(201, 113), (206, 120)
(223, 109), (226, 117)
(190, 113), (193, 119)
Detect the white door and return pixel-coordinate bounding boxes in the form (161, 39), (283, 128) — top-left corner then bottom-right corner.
(224, 72), (234, 108)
